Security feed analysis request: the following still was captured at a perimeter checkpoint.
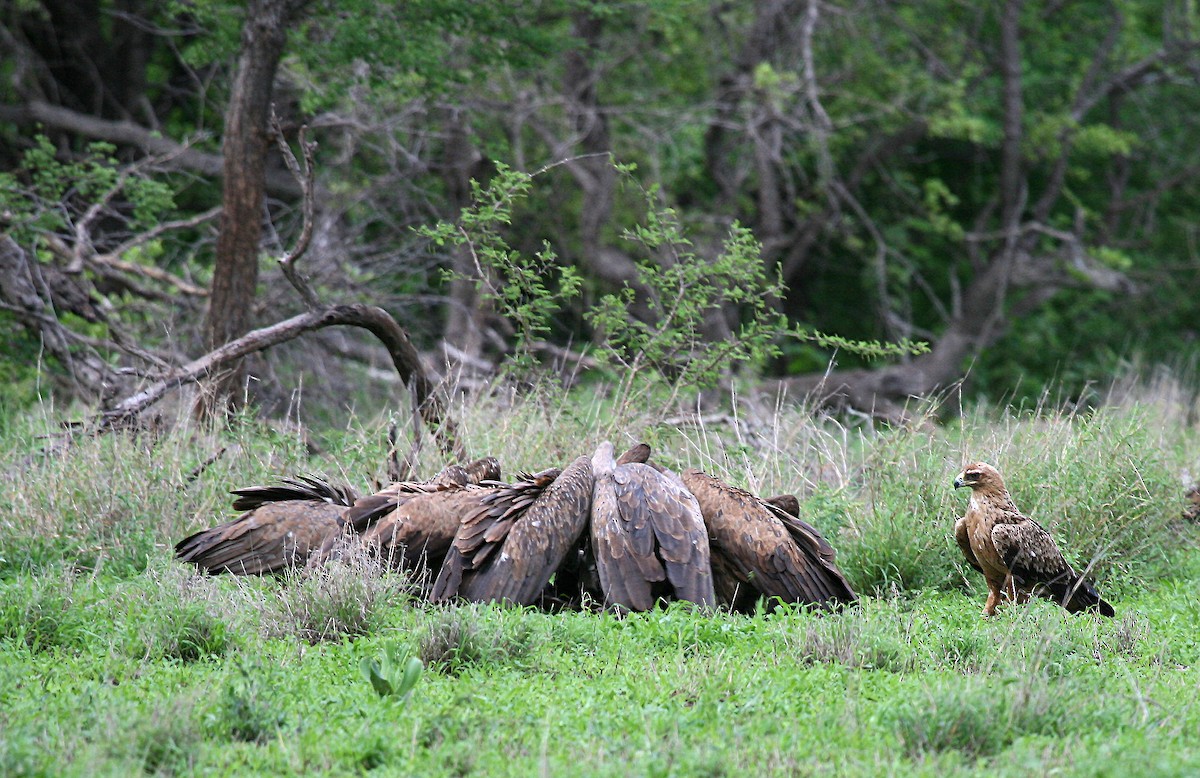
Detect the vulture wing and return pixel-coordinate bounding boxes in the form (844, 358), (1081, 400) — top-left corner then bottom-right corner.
(591, 444), (714, 612)
(360, 485), (494, 578)
(229, 474), (356, 512)
(175, 479), (346, 575)
(435, 459), (593, 605)
(342, 456), (500, 534)
(681, 469), (857, 611)
(992, 519), (1114, 616)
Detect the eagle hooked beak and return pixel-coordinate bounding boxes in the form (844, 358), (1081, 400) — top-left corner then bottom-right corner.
(953, 475), (967, 489)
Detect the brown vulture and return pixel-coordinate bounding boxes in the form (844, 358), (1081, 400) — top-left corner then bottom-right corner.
(340, 456), (501, 533)
(680, 469), (857, 612)
(316, 456), (504, 579)
(431, 459), (594, 605)
(953, 462), (1114, 617)
(175, 475), (355, 575)
(589, 441), (715, 612)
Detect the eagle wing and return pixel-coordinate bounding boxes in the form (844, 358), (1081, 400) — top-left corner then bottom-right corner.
(954, 516), (983, 574)
(991, 519), (1114, 616)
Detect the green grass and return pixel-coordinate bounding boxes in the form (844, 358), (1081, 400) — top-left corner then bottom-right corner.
(1, 381), (1198, 775)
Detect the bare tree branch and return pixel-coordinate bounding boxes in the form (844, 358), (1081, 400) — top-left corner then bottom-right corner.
(0, 99), (306, 198)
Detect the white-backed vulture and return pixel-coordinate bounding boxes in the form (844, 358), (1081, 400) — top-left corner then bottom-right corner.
(432, 460), (594, 605)
(590, 441), (715, 612)
(174, 476), (355, 575)
(680, 469), (857, 612)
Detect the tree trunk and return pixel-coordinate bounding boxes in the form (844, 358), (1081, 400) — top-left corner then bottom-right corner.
(202, 0), (309, 414)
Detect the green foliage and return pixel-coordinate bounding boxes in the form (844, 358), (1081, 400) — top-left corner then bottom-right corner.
(220, 661), (288, 744)
(0, 571), (89, 652)
(585, 181), (789, 398)
(263, 556), (409, 644)
(421, 163), (583, 371)
(1, 135), (175, 243)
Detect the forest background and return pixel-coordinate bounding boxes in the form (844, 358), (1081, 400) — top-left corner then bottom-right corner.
(3, 0), (1198, 428)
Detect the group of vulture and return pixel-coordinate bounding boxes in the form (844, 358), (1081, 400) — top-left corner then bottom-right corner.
(175, 442), (858, 614)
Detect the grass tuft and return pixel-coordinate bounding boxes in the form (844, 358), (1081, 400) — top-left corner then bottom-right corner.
(0, 569), (89, 652)
(416, 606), (536, 675)
(262, 552), (410, 644)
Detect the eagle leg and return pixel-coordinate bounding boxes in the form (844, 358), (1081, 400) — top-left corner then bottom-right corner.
(983, 577), (1005, 617)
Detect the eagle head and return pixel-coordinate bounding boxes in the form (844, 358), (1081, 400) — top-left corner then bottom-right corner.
(953, 462), (1004, 491)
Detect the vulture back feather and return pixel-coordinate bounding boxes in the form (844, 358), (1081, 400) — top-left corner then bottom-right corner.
(681, 469), (857, 611)
(590, 442), (715, 612)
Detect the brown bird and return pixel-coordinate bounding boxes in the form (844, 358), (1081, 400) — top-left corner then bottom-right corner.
(318, 456), (503, 578)
(432, 460), (593, 606)
(953, 462), (1114, 617)
(175, 475), (355, 575)
(342, 456), (501, 533)
(356, 483), (497, 580)
(680, 469), (857, 612)
(589, 441), (715, 612)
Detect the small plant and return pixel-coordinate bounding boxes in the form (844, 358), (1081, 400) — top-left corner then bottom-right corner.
(419, 163), (583, 373)
(360, 643), (424, 702)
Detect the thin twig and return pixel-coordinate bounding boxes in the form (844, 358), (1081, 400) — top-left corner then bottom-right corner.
(270, 107), (320, 308)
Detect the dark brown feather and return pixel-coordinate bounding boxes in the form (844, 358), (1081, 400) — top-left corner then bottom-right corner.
(175, 492), (344, 576)
(343, 456), (501, 533)
(229, 474), (356, 512)
(954, 517), (984, 574)
(359, 486), (495, 578)
(681, 469), (857, 612)
(435, 459), (594, 605)
(992, 520), (1114, 616)
(590, 442), (715, 612)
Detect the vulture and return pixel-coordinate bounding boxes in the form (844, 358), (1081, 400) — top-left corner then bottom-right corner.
(431, 444), (650, 608)
(590, 441), (716, 612)
(680, 469), (858, 612)
(953, 462), (1114, 617)
(175, 475), (355, 575)
(316, 456), (504, 579)
(341, 456), (501, 534)
(431, 460), (592, 606)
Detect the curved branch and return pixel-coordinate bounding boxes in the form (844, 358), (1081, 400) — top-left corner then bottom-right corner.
(100, 303), (464, 458)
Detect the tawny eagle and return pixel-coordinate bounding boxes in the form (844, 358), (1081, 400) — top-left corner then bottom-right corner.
(953, 462), (1114, 617)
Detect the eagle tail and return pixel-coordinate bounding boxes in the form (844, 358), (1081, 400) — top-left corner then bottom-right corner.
(1047, 574), (1115, 618)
